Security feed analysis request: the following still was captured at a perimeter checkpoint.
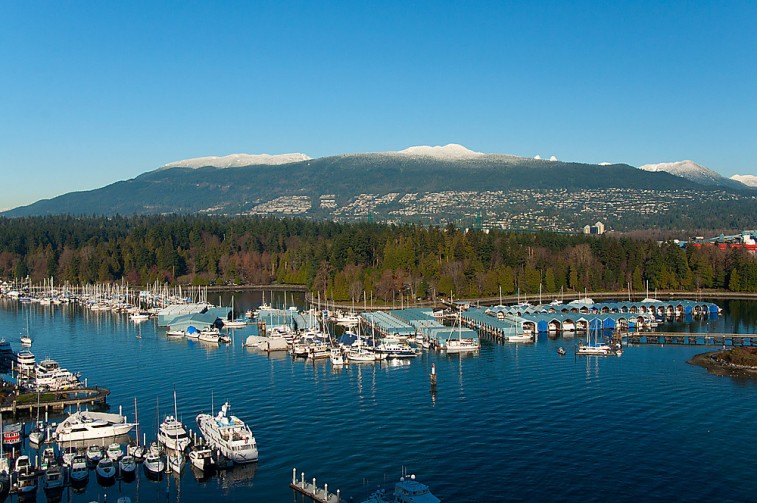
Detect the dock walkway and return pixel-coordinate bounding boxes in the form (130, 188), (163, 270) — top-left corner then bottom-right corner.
(0, 387), (109, 416)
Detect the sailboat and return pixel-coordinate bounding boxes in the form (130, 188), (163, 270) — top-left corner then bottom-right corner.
(445, 311), (480, 352)
(576, 325), (613, 356)
(20, 310), (32, 347)
(128, 398), (146, 461)
(166, 388), (187, 474)
(225, 296), (248, 328)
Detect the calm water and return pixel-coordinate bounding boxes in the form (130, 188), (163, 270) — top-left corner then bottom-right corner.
(1, 294), (756, 502)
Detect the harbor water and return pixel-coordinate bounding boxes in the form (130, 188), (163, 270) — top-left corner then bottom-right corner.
(1, 293), (756, 502)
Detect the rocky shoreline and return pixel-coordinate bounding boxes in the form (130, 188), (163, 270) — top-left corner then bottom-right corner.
(689, 348), (757, 378)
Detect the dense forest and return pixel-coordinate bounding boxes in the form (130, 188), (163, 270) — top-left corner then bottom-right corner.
(0, 215), (755, 300)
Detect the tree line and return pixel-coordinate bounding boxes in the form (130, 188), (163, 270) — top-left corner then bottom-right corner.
(0, 215), (755, 300)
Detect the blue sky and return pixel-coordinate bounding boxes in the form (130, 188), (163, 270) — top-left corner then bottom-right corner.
(1, 0), (755, 210)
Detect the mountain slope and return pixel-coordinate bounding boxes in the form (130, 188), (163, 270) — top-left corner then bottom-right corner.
(3, 153), (710, 218)
(638, 160), (746, 189)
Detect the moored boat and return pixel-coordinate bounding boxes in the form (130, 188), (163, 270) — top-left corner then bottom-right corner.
(157, 415), (191, 452)
(96, 458), (117, 483)
(196, 401), (258, 464)
(54, 409), (136, 442)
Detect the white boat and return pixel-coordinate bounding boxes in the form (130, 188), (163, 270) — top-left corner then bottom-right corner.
(445, 314), (480, 353)
(224, 319), (248, 328)
(96, 458), (117, 481)
(119, 454), (137, 477)
(577, 327), (614, 356)
(505, 333), (534, 343)
(376, 341), (418, 359)
(54, 409), (136, 442)
(166, 329), (185, 337)
(15, 456), (36, 494)
(167, 451), (185, 474)
(69, 454), (89, 484)
(28, 420), (46, 445)
(106, 442), (123, 461)
(196, 402), (258, 464)
(130, 312), (150, 322)
(329, 347), (345, 366)
(198, 328), (221, 343)
(157, 415), (191, 452)
(86, 444), (104, 465)
(20, 335), (32, 347)
(143, 442), (165, 475)
(188, 445), (215, 472)
(15, 349), (36, 374)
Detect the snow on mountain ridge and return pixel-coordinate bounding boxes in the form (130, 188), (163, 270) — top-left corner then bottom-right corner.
(396, 144), (485, 159)
(731, 174), (757, 187)
(638, 160), (723, 183)
(161, 153), (311, 169)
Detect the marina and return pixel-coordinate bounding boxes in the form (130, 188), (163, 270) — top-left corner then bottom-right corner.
(0, 291), (754, 501)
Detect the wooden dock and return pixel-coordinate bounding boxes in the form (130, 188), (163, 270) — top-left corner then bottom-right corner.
(623, 332), (757, 346)
(289, 468), (341, 503)
(0, 387), (109, 416)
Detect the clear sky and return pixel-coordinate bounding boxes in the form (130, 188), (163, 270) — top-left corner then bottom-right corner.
(1, 0), (755, 210)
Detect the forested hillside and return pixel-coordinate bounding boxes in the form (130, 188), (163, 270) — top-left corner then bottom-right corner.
(0, 215), (755, 299)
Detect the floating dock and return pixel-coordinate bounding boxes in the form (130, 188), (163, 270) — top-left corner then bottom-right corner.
(624, 332), (757, 346)
(289, 468), (341, 503)
(0, 387), (109, 416)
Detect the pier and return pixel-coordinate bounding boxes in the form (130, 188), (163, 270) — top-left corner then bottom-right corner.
(290, 468), (341, 503)
(0, 387), (109, 416)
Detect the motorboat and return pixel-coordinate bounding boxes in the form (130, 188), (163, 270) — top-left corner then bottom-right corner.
(15, 349), (36, 374)
(143, 442), (165, 476)
(43, 463), (65, 494)
(361, 473), (440, 503)
(196, 401), (258, 464)
(557, 347), (566, 356)
(54, 409), (136, 442)
(376, 341), (418, 359)
(128, 442), (146, 462)
(198, 328), (221, 343)
(60, 445), (78, 466)
(130, 312), (150, 322)
(85, 444), (104, 465)
(119, 454), (137, 478)
(96, 458), (117, 482)
(329, 347), (345, 366)
(106, 442), (124, 461)
(157, 415), (191, 452)
(15, 456), (37, 495)
(166, 329), (185, 337)
(39, 446), (57, 470)
(69, 455), (89, 485)
(20, 335), (32, 347)
(188, 444), (215, 472)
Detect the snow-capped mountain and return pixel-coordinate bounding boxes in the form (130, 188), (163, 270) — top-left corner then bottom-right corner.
(731, 174), (757, 187)
(638, 160), (746, 189)
(395, 143), (485, 159)
(161, 152), (311, 169)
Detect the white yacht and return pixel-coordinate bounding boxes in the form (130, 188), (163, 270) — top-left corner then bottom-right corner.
(157, 415), (191, 452)
(198, 327), (221, 343)
(54, 410), (136, 442)
(15, 350), (36, 374)
(196, 402), (258, 464)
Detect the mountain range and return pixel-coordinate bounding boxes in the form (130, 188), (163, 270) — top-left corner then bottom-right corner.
(2, 145), (754, 231)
